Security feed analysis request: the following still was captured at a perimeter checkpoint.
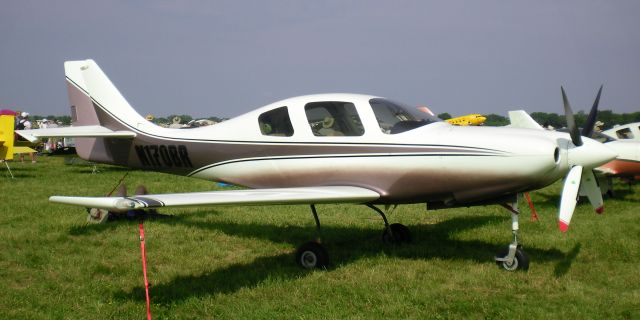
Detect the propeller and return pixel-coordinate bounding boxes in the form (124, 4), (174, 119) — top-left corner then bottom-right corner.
(561, 86), (582, 147)
(557, 86), (611, 232)
(581, 85), (603, 138)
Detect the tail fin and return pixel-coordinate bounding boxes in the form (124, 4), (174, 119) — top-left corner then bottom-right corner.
(508, 110), (545, 130)
(65, 60), (147, 128)
(64, 60), (144, 163)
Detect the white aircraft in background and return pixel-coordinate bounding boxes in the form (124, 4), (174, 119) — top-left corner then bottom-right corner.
(603, 122), (640, 141)
(17, 60), (616, 271)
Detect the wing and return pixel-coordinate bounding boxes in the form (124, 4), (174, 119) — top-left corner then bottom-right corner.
(50, 186), (380, 211)
(15, 125), (136, 143)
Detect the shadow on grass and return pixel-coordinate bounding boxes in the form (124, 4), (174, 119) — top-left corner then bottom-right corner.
(554, 243), (581, 278)
(68, 213), (176, 236)
(66, 165), (133, 174)
(1, 164), (36, 178)
(114, 214), (571, 303)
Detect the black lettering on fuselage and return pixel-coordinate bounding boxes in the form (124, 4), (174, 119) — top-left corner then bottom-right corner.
(178, 145), (193, 167)
(168, 145), (182, 167)
(135, 145), (151, 166)
(159, 145), (172, 167)
(144, 145), (160, 166)
(135, 144), (193, 168)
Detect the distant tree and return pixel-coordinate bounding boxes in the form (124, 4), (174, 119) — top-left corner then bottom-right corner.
(484, 114), (509, 126)
(532, 112), (565, 129)
(57, 115), (71, 125)
(574, 110), (587, 129)
(437, 112), (452, 120)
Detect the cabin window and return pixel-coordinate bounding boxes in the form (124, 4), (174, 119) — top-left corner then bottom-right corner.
(258, 106), (294, 136)
(304, 101), (364, 136)
(370, 98), (440, 134)
(615, 128), (634, 139)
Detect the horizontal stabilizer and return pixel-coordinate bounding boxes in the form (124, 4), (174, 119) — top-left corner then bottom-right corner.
(15, 126), (136, 143)
(508, 110), (544, 130)
(50, 186), (380, 211)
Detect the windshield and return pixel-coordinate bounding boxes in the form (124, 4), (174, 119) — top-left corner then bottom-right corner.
(591, 131), (615, 143)
(369, 98), (441, 134)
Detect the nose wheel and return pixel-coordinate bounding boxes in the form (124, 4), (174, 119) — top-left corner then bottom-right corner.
(495, 245), (529, 271)
(495, 202), (529, 271)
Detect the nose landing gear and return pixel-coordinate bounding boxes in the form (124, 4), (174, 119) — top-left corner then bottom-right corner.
(494, 202), (530, 271)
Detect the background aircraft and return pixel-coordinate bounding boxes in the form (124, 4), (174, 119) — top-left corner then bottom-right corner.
(0, 110), (38, 178)
(603, 122), (640, 141)
(0, 110), (16, 161)
(445, 114), (487, 126)
(17, 60), (616, 271)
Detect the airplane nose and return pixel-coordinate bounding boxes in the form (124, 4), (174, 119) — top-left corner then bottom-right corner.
(567, 139), (618, 169)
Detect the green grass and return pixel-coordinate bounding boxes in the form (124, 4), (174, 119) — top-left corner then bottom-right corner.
(1, 156), (639, 319)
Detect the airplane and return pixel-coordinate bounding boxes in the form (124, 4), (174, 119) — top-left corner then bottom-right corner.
(0, 110), (16, 161)
(0, 110), (38, 178)
(602, 122), (640, 141)
(17, 60), (617, 271)
(445, 114), (487, 126)
(598, 121), (640, 184)
(509, 86), (640, 195)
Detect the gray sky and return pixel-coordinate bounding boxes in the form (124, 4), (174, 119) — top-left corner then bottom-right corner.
(1, 0), (639, 118)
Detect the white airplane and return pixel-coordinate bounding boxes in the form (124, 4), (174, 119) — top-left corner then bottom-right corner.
(18, 60), (617, 271)
(603, 122), (640, 141)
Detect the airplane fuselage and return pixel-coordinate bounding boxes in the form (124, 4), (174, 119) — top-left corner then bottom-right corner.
(73, 90), (571, 205)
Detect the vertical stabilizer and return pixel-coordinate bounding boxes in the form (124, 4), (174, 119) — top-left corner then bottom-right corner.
(64, 60), (143, 164)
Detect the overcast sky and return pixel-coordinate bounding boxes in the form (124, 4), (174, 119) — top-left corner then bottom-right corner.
(1, 1), (639, 118)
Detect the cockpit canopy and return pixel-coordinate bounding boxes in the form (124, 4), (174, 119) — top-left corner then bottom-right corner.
(369, 98), (440, 134)
(256, 95), (441, 138)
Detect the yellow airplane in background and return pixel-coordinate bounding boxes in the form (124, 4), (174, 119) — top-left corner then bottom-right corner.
(0, 110), (37, 174)
(0, 110), (16, 160)
(446, 114), (486, 126)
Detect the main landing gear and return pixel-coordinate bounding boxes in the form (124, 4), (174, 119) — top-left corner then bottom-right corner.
(494, 203), (530, 271)
(294, 204), (412, 269)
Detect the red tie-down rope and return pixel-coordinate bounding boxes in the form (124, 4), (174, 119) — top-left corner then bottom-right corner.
(523, 192), (539, 221)
(139, 221), (152, 320)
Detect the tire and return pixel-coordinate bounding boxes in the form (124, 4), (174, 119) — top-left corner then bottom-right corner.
(295, 241), (329, 269)
(382, 223), (412, 245)
(496, 246), (530, 271)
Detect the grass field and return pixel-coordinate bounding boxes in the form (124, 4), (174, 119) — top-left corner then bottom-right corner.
(1, 156), (639, 319)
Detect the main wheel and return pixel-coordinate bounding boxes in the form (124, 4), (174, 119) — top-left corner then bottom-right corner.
(295, 241), (329, 269)
(382, 223), (412, 245)
(496, 246), (529, 271)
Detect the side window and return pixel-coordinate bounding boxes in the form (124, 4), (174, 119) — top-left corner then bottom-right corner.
(616, 128), (634, 139)
(304, 101), (364, 136)
(258, 106), (294, 136)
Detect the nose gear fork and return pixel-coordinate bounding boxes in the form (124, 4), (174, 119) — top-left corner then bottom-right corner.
(495, 201), (529, 271)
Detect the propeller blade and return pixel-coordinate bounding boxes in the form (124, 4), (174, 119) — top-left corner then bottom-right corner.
(579, 169), (604, 214)
(561, 86), (583, 147)
(559, 165), (583, 232)
(581, 85), (603, 138)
